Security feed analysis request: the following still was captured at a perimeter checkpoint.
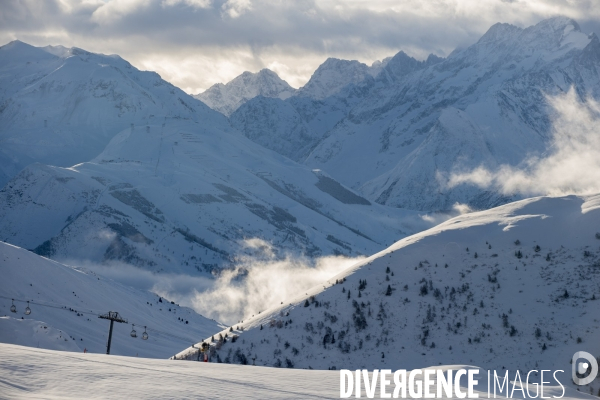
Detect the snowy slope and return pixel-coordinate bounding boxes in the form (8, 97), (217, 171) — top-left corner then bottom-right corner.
(0, 40), (228, 188)
(174, 193), (600, 393)
(0, 343), (339, 399)
(0, 242), (222, 358)
(194, 69), (296, 117)
(0, 116), (431, 275)
(7, 344), (588, 400)
(229, 96), (320, 161)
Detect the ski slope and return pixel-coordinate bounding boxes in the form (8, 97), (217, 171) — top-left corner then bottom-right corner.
(1, 343), (593, 400)
(0, 242), (222, 358)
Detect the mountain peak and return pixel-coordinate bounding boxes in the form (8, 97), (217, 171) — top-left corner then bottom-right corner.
(296, 58), (371, 100)
(194, 68), (295, 116)
(1, 39), (32, 49)
(477, 22), (522, 44)
(534, 16), (580, 32)
(1, 40), (45, 55)
(0, 40), (58, 67)
(375, 50), (435, 84)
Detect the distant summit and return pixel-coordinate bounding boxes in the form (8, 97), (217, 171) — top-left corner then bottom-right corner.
(194, 69), (296, 116)
(294, 58), (374, 100)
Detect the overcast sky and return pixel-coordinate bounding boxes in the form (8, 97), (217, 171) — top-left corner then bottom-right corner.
(2, 0), (600, 94)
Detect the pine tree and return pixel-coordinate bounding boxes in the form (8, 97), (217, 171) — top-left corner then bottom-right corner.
(515, 250), (523, 259)
(385, 285), (392, 296)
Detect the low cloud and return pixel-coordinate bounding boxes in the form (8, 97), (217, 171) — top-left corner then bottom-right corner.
(65, 244), (363, 325)
(448, 89), (600, 197)
(175, 253), (363, 325)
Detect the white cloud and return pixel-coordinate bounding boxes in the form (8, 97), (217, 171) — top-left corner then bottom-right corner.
(3, 1), (600, 91)
(448, 88), (600, 197)
(162, 0), (213, 9)
(68, 244), (363, 325)
(90, 0), (151, 23)
(183, 253), (363, 325)
(221, 0), (252, 18)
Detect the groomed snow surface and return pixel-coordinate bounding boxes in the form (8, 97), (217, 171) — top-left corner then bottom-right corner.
(0, 343), (339, 399)
(1, 343), (595, 399)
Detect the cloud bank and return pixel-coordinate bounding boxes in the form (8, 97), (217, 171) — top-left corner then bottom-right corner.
(448, 89), (600, 197)
(2, 0), (600, 92)
(72, 240), (363, 325)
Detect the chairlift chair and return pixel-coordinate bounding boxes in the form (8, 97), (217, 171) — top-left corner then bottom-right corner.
(142, 326), (148, 340)
(130, 324), (137, 338)
(25, 301), (31, 315)
(10, 299), (16, 313)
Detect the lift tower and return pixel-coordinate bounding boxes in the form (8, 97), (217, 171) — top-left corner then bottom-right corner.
(98, 311), (127, 354)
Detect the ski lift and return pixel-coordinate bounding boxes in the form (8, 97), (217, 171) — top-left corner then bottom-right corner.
(142, 326), (148, 340)
(130, 324), (137, 338)
(25, 301), (31, 315)
(10, 299), (16, 313)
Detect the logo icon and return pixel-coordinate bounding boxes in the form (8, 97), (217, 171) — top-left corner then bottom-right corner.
(572, 351), (598, 385)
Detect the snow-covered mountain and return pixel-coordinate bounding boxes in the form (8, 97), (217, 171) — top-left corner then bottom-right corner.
(0, 40), (226, 189)
(229, 58), (387, 162)
(194, 69), (296, 117)
(0, 115), (430, 275)
(0, 40), (437, 274)
(232, 17), (600, 212)
(320, 17), (600, 212)
(175, 193), (600, 389)
(0, 242), (222, 358)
